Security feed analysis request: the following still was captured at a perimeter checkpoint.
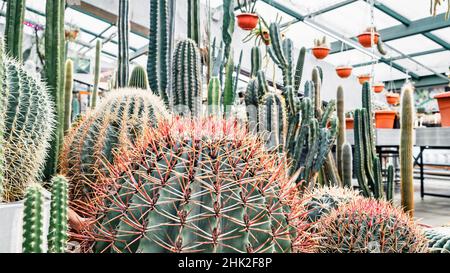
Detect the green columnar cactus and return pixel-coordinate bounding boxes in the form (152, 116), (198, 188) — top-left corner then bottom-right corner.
(312, 68), (323, 119)
(386, 165), (394, 202)
(22, 184), (44, 253)
(47, 175), (68, 253)
(250, 46), (261, 78)
(294, 47), (306, 92)
(117, 0), (130, 88)
(258, 91), (288, 150)
(223, 50), (235, 116)
(72, 95), (80, 121)
(0, 43), (55, 202)
(342, 143), (353, 188)
(172, 39), (202, 116)
(60, 89), (169, 215)
(207, 77), (221, 115)
(44, 0), (65, 180)
(336, 86), (345, 180)
(5, 0), (25, 60)
(222, 0), (235, 62)
(148, 0), (170, 105)
(187, 0), (200, 45)
(400, 84), (415, 217)
(91, 40), (102, 109)
(64, 59), (74, 133)
(128, 65), (149, 90)
(83, 118), (311, 253)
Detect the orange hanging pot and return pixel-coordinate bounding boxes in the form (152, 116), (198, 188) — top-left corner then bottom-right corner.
(336, 66), (353, 78)
(373, 83), (385, 93)
(386, 93), (400, 105)
(375, 110), (397, 129)
(434, 92), (450, 127)
(357, 75), (371, 85)
(346, 118), (354, 129)
(236, 13), (259, 31)
(312, 47), (330, 60)
(357, 32), (380, 48)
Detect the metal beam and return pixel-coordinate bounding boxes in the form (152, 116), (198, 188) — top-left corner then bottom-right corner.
(390, 74), (450, 90)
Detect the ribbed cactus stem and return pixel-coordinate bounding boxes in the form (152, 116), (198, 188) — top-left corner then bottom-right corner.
(64, 59), (74, 133)
(72, 94), (80, 120)
(47, 175), (68, 253)
(259, 92), (287, 151)
(187, 0), (200, 45)
(312, 67), (322, 119)
(223, 51), (235, 116)
(91, 40), (101, 108)
(342, 143), (353, 188)
(5, 0), (25, 60)
(22, 184), (44, 253)
(0, 41), (5, 199)
(337, 86), (345, 181)
(129, 65), (149, 90)
(250, 46), (261, 78)
(207, 77), (221, 115)
(294, 47), (306, 92)
(400, 84), (415, 217)
(117, 0), (130, 88)
(386, 165), (394, 202)
(172, 39), (202, 116)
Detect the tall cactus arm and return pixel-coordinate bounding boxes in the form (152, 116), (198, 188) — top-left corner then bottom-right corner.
(312, 68), (323, 119)
(342, 143), (353, 188)
(320, 100), (336, 128)
(250, 46), (262, 78)
(5, 0), (25, 60)
(223, 52), (235, 115)
(187, 0), (200, 45)
(233, 50), (243, 98)
(294, 47), (306, 92)
(91, 40), (102, 109)
(269, 23), (287, 68)
(337, 86), (345, 180)
(22, 184), (44, 253)
(117, 0), (130, 88)
(207, 77), (221, 115)
(222, 0), (235, 61)
(63, 59), (74, 133)
(47, 176), (69, 253)
(386, 165), (394, 202)
(354, 109), (371, 197)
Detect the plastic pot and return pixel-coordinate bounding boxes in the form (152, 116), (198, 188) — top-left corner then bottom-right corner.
(357, 32), (380, 48)
(386, 93), (400, 105)
(312, 47), (330, 60)
(336, 66), (352, 78)
(435, 92), (450, 127)
(236, 13), (259, 31)
(346, 118), (354, 129)
(375, 110), (397, 129)
(373, 83), (385, 93)
(357, 75), (371, 85)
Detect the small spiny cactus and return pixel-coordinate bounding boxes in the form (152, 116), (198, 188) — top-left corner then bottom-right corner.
(22, 184), (45, 253)
(129, 65), (149, 90)
(47, 175), (69, 253)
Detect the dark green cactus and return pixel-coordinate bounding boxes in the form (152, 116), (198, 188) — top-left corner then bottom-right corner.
(336, 86), (345, 181)
(47, 175), (69, 253)
(129, 65), (149, 90)
(91, 40), (101, 108)
(117, 0), (130, 88)
(187, 0), (200, 45)
(294, 47), (306, 92)
(207, 77), (221, 115)
(342, 143), (353, 188)
(22, 184), (44, 253)
(5, 0), (25, 60)
(250, 46), (262, 78)
(386, 165), (394, 202)
(258, 91), (287, 150)
(64, 59), (74, 133)
(172, 39), (202, 116)
(222, 0), (235, 62)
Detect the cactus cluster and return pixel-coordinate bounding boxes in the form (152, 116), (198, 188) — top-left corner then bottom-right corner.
(79, 118), (314, 253)
(424, 228), (450, 253)
(315, 199), (429, 253)
(60, 89), (169, 215)
(129, 65), (149, 90)
(117, 0), (130, 88)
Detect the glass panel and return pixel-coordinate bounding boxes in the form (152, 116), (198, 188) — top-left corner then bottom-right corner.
(431, 28), (450, 44)
(378, 0), (437, 21)
(277, 0), (350, 15)
(384, 35), (443, 57)
(284, 21), (338, 49)
(395, 51), (450, 76)
(252, 1), (295, 25)
(65, 8), (111, 34)
(327, 49), (374, 67)
(353, 62), (407, 83)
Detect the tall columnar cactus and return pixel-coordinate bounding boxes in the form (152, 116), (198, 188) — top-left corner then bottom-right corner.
(59, 89), (169, 215)
(342, 143), (353, 188)
(400, 84), (415, 217)
(187, 0), (200, 45)
(250, 46), (262, 78)
(72, 95), (80, 121)
(5, 0), (25, 60)
(47, 175), (69, 253)
(117, 0), (130, 88)
(128, 65), (149, 90)
(207, 77), (221, 115)
(0, 43), (55, 202)
(336, 86), (345, 180)
(172, 39), (202, 116)
(44, 0), (65, 180)
(80, 118), (313, 253)
(222, 0), (235, 62)
(91, 40), (102, 109)
(64, 59), (74, 133)
(148, 0), (171, 105)
(259, 91), (287, 150)
(22, 184), (45, 253)
(386, 165), (394, 202)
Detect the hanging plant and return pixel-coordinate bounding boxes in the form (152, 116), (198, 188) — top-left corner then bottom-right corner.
(336, 65), (353, 78)
(64, 24), (80, 42)
(236, 0), (259, 30)
(242, 15), (285, 46)
(358, 26), (379, 48)
(373, 82), (385, 93)
(357, 74), (371, 85)
(312, 36), (330, 60)
(386, 92), (400, 105)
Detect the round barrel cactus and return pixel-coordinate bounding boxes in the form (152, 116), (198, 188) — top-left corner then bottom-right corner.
(316, 198), (428, 253)
(79, 118), (313, 253)
(424, 227), (450, 253)
(59, 88), (169, 213)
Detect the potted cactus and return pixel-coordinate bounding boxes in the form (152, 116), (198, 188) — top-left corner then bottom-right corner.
(374, 102), (397, 129)
(357, 73), (371, 85)
(236, 0), (259, 30)
(386, 92), (400, 105)
(345, 111), (355, 129)
(358, 26), (380, 48)
(312, 36), (330, 60)
(434, 91), (450, 127)
(336, 65), (353, 78)
(373, 82), (385, 93)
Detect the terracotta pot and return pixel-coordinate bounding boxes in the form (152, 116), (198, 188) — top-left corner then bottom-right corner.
(346, 118), (354, 129)
(435, 92), (450, 127)
(262, 32), (270, 45)
(236, 13), (259, 31)
(357, 32), (380, 48)
(375, 110), (397, 129)
(336, 66), (352, 78)
(373, 83), (385, 93)
(357, 75), (371, 85)
(312, 47), (330, 60)
(386, 93), (400, 105)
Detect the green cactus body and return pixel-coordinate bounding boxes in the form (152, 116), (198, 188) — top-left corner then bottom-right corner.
(400, 85), (415, 217)
(259, 91), (288, 150)
(187, 0), (200, 45)
(222, 0), (235, 62)
(172, 39), (202, 116)
(91, 40), (102, 109)
(148, 0), (170, 105)
(294, 47), (306, 92)
(354, 109), (371, 197)
(312, 68), (322, 119)
(207, 77), (221, 115)
(47, 175), (69, 253)
(22, 184), (44, 253)
(0, 41), (5, 198)
(129, 65), (149, 90)
(60, 89), (169, 215)
(44, 0), (65, 180)
(337, 86), (345, 180)
(64, 59), (74, 133)
(5, 0), (25, 60)
(250, 46), (261, 78)
(84, 118), (308, 253)
(72, 95), (80, 121)
(117, 0), (130, 88)
(424, 228), (450, 253)
(223, 51), (235, 116)
(386, 165), (394, 202)
(342, 143), (353, 188)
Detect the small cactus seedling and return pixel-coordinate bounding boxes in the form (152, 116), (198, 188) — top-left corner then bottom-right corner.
(22, 184), (45, 253)
(47, 175), (69, 253)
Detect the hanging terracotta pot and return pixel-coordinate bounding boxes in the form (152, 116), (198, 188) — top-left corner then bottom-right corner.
(375, 110), (397, 129)
(435, 92), (450, 127)
(357, 31), (380, 48)
(346, 118), (354, 129)
(236, 13), (259, 31)
(312, 47), (330, 60)
(386, 93), (400, 105)
(336, 66), (353, 78)
(357, 75), (371, 85)
(373, 83), (385, 93)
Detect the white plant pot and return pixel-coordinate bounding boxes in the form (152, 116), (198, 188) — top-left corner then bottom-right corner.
(0, 191), (51, 253)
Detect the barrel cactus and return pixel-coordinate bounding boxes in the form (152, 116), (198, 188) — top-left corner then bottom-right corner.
(59, 89), (169, 214)
(0, 43), (55, 202)
(78, 118), (313, 253)
(315, 199), (428, 253)
(424, 227), (450, 253)
(129, 65), (149, 90)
